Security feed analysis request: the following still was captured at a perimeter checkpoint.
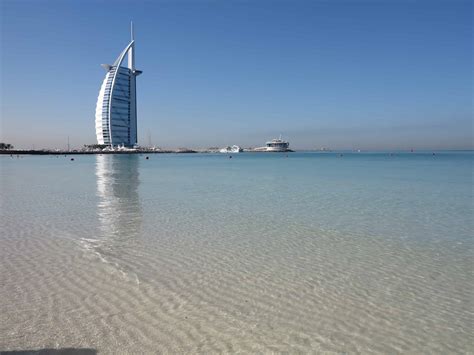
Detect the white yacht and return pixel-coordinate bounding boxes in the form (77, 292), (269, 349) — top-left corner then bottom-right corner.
(254, 136), (290, 152)
(219, 145), (242, 153)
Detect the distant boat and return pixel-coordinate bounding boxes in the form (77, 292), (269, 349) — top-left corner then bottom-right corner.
(219, 145), (242, 153)
(254, 136), (290, 152)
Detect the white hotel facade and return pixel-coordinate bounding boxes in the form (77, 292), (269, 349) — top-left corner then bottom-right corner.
(95, 24), (142, 147)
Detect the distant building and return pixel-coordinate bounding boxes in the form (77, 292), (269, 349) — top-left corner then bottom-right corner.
(95, 23), (142, 147)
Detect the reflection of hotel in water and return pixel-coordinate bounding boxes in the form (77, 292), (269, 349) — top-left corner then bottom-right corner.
(95, 154), (141, 239)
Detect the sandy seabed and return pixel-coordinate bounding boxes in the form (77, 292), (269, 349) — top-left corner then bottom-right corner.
(1, 220), (472, 354)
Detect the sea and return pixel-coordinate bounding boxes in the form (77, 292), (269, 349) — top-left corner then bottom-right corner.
(1, 151), (472, 353)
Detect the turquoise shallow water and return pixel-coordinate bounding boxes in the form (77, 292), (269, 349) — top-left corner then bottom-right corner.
(1, 152), (473, 353)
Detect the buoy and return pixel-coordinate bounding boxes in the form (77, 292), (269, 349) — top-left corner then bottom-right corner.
(70, 158), (74, 161)
(145, 156), (149, 160)
(229, 155), (232, 159)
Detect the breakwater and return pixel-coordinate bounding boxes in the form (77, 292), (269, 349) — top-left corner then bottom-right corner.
(0, 149), (198, 155)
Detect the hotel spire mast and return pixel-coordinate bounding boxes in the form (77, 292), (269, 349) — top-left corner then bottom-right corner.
(128, 21), (135, 70)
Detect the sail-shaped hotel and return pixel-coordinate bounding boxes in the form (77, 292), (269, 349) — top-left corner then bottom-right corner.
(95, 24), (142, 147)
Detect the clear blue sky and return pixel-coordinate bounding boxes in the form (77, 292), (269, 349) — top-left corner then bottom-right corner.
(1, 0), (472, 150)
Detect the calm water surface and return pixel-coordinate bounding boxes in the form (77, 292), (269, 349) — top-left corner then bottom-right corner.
(1, 152), (472, 353)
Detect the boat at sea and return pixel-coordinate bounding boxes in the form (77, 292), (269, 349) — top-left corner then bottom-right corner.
(254, 136), (290, 152)
(219, 145), (243, 153)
